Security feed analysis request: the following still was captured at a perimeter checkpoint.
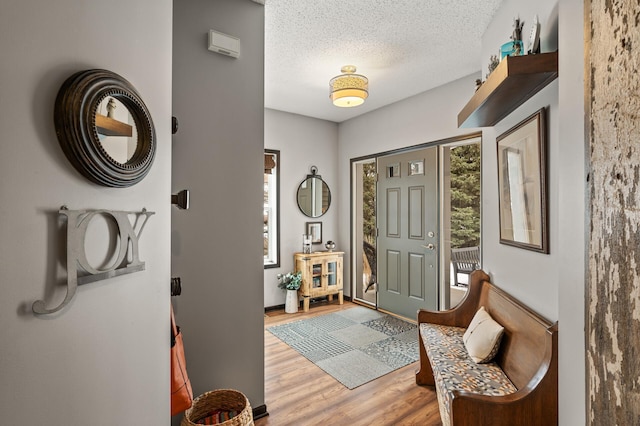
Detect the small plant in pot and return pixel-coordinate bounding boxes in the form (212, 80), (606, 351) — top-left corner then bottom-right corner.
(277, 271), (302, 313)
(277, 271), (302, 290)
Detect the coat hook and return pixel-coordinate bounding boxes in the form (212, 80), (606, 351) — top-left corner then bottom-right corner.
(171, 277), (182, 296)
(171, 190), (189, 210)
(172, 116), (179, 135)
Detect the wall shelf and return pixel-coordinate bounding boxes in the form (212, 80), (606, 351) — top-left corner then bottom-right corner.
(96, 113), (133, 137)
(457, 51), (558, 128)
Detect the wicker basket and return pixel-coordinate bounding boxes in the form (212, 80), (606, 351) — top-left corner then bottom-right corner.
(181, 389), (254, 426)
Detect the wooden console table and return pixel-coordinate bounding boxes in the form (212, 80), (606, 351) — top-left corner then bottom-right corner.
(294, 251), (344, 312)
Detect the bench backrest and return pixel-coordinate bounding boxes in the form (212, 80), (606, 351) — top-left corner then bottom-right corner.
(474, 276), (556, 390)
(451, 246), (480, 273)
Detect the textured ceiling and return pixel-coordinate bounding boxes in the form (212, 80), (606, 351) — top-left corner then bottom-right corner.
(264, 0), (504, 123)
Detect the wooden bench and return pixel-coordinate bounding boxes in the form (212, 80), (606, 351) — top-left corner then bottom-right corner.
(416, 269), (558, 426)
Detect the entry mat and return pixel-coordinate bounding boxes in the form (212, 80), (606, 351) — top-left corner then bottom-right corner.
(267, 306), (419, 389)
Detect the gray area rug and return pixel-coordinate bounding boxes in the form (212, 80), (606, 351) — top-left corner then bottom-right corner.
(267, 306), (419, 389)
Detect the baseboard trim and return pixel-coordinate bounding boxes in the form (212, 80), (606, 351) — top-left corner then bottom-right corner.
(264, 295), (352, 313)
(252, 404), (268, 420)
(264, 304), (285, 312)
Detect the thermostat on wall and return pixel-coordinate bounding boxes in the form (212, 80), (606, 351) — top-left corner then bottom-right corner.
(208, 29), (240, 58)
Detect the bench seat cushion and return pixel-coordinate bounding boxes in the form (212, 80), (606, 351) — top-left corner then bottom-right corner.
(420, 323), (517, 425)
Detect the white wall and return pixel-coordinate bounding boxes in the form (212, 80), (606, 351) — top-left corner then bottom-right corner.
(0, 0), (172, 424)
(480, 0), (559, 75)
(172, 0), (266, 418)
(264, 109), (339, 307)
(557, 0), (586, 423)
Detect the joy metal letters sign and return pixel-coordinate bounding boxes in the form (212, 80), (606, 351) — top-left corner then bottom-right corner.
(32, 206), (154, 315)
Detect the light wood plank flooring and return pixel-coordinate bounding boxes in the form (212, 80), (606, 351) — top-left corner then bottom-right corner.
(256, 301), (442, 426)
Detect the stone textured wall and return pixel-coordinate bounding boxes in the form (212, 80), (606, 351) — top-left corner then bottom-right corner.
(588, 0), (640, 423)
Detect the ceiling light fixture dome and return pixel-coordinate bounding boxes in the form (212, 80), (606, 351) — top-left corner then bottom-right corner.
(329, 65), (368, 108)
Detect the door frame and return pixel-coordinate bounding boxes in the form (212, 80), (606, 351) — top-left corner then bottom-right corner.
(438, 137), (483, 309)
(349, 132), (482, 311)
(350, 156), (378, 307)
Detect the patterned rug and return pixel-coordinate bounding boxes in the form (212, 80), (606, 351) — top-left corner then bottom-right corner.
(267, 306), (419, 389)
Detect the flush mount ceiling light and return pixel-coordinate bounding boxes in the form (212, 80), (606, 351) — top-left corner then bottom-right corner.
(329, 65), (368, 107)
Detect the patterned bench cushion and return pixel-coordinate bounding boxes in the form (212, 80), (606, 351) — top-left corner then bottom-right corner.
(420, 323), (517, 425)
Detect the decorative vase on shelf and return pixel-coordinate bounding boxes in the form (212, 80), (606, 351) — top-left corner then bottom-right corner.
(302, 234), (312, 254)
(285, 289), (299, 313)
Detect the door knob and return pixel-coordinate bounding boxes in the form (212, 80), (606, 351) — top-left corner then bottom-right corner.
(421, 243), (435, 250)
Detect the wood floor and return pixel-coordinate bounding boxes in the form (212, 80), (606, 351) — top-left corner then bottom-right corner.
(256, 301), (443, 426)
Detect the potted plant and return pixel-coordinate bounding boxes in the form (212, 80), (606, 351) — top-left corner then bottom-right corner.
(277, 271), (302, 313)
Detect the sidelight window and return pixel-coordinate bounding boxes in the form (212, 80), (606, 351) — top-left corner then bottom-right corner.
(264, 150), (280, 268)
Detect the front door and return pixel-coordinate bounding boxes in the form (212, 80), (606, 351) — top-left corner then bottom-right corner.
(377, 147), (439, 319)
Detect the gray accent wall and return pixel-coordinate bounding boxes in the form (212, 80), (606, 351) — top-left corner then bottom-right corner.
(0, 0), (172, 424)
(172, 0), (266, 417)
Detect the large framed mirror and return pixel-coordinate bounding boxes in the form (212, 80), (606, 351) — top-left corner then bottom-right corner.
(54, 69), (156, 188)
(297, 166), (331, 218)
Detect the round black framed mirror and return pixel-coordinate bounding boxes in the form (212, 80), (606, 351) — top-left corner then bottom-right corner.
(54, 69), (156, 188)
(297, 167), (331, 218)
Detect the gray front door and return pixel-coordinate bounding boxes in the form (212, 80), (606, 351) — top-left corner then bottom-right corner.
(377, 147), (439, 319)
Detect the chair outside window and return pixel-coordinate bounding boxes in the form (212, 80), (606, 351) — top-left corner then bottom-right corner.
(451, 246), (480, 286)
